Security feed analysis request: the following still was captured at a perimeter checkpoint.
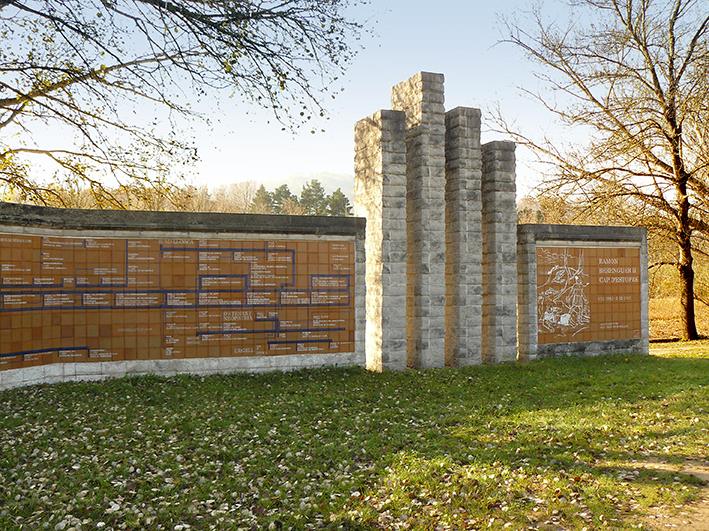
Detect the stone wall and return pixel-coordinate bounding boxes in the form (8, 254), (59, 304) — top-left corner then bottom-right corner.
(0, 70), (653, 391)
(355, 71), (648, 369)
(355, 72), (519, 368)
(517, 224), (649, 359)
(0, 203), (366, 390)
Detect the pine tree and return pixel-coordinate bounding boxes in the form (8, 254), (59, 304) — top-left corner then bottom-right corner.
(271, 184), (297, 214)
(250, 185), (274, 214)
(326, 188), (353, 216)
(299, 180), (328, 215)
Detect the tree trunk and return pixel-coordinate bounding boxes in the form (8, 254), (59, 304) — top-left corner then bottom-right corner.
(676, 181), (699, 340)
(677, 241), (699, 340)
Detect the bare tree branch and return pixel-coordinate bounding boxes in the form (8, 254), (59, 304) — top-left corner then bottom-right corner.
(0, 0), (368, 204)
(498, 0), (707, 339)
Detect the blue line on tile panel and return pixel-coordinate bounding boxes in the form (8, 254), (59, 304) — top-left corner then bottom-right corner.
(0, 346), (90, 360)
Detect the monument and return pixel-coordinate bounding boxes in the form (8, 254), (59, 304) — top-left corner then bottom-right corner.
(354, 72), (648, 370)
(0, 206), (366, 388)
(517, 224), (648, 359)
(0, 70), (650, 389)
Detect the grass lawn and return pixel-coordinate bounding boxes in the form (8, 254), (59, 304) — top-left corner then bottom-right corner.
(1, 343), (707, 530)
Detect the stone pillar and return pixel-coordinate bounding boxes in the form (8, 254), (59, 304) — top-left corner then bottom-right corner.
(354, 110), (408, 371)
(516, 227), (537, 361)
(444, 107), (483, 366)
(391, 72), (446, 369)
(354, 229), (367, 365)
(481, 141), (518, 363)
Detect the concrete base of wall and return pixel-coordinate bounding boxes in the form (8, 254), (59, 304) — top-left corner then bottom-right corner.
(0, 352), (364, 391)
(536, 339), (645, 358)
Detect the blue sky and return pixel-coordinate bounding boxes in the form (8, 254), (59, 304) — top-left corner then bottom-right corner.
(187, 0), (567, 198)
(9, 0), (576, 199)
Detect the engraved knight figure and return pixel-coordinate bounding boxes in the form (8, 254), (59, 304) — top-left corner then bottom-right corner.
(537, 249), (591, 337)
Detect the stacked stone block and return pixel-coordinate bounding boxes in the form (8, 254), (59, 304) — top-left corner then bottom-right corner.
(354, 110), (408, 371)
(354, 72), (520, 370)
(516, 229), (537, 361)
(481, 141), (518, 363)
(391, 72), (447, 369)
(354, 233), (367, 365)
(444, 107), (483, 366)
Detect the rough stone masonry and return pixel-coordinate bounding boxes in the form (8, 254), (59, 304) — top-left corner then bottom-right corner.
(354, 110), (408, 372)
(392, 73), (448, 369)
(481, 141), (518, 363)
(355, 72), (518, 369)
(354, 71), (649, 370)
(445, 107), (484, 366)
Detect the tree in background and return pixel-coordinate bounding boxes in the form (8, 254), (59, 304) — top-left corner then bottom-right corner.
(256, 180), (352, 216)
(210, 182), (259, 213)
(250, 185), (274, 214)
(7, 177), (355, 216)
(299, 179), (328, 215)
(0, 0), (366, 206)
(500, 0), (708, 340)
(280, 197), (307, 215)
(271, 185), (298, 213)
(5, 175), (190, 211)
(327, 188), (353, 216)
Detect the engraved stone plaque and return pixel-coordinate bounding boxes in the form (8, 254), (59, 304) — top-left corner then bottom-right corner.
(0, 234), (355, 371)
(536, 246), (642, 345)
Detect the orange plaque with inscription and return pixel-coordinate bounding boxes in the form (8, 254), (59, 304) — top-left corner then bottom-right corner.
(0, 234), (355, 371)
(536, 246), (641, 344)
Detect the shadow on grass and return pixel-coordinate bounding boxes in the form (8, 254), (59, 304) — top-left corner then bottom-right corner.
(317, 354), (708, 527)
(0, 353), (707, 528)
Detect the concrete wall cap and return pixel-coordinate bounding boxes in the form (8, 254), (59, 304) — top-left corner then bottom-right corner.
(0, 202), (366, 236)
(517, 223), (646, 241)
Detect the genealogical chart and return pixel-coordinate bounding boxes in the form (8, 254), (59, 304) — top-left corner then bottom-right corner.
(536, 246), (641, 344)
(0, 234), (355, 371)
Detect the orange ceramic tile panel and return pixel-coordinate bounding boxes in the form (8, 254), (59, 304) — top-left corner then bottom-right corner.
(0, 233), (355, 371)
(536, 246), (641, 345)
